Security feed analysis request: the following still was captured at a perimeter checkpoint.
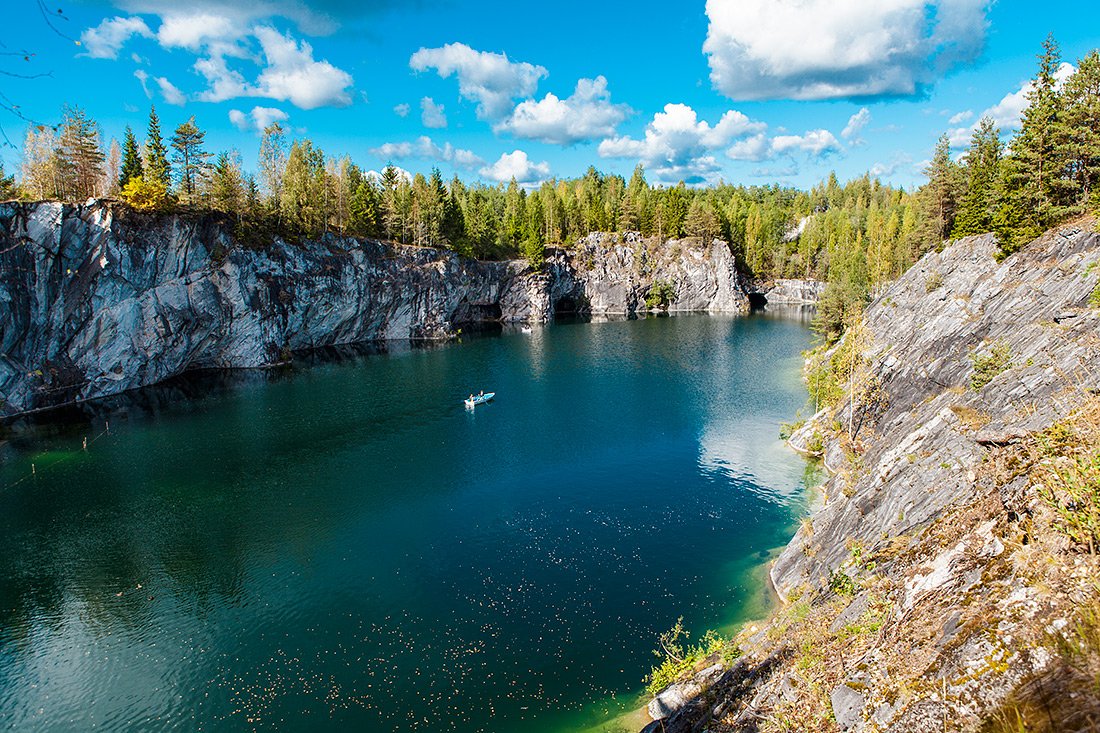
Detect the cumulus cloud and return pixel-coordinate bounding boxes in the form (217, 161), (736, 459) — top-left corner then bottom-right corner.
(409, 42), (547, 120)
(494, 76), (632, 145)
(229, 105), (289, 133)
(81, 16), (154, 58)
(156, 13), (241, 52)
(841, 107), (871, 143)
(250, 26), (353, 108)
(726, 134), (772, 162)
(771, 129), (843, 156)
(703, 0), (992, 100)
(420, 97), (447, 128)
(369, 136), (484, 169)
(598, 103), (766, 183)
(393, 103), (410, 117)
(947, 61), (1075, 147)
(479, 150), (550, 184)
(868, 153), (914, 178)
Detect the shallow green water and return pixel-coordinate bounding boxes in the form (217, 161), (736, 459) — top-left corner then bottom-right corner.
(0, 311), (814, 733)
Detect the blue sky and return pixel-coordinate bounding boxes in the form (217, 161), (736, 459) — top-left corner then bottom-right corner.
(5, 0), (1099, 189)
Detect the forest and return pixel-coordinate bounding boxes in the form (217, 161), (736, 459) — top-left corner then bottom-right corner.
(4, 37), (1099, 343)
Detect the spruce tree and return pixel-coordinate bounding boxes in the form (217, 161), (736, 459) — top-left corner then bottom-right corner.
(119, 125), (143, 190)
(952, 118), (1003, 238)
(144, 105), (170, 188)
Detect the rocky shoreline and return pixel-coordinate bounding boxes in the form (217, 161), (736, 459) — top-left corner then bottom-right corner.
(0, 201), (797, 417)
(639, 220), (1100, 732)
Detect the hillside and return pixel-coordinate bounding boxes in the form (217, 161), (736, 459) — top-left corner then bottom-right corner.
(644, 220), (1100, 732)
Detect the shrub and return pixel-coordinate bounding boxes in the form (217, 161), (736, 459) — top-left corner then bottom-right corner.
(120, 177), (172, 211)
(1090, 282), (1100, 308)
(828, 569), (857, 597)
(645, 279), (676, 309)
(1035, 401), (1100, 553)
(646, 618), (737, 696)
(925, 271), (944, 292)
(970, 342), (1013, 391)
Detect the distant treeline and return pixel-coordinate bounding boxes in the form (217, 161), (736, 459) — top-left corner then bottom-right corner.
(6, 36), (1097, 341)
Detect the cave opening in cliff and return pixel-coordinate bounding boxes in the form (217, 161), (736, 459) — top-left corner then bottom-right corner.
(553, 297), (578, 316)
(748, 292), (768, 310)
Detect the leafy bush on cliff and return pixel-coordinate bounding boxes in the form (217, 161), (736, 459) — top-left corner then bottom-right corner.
(969, 342), (1013, 391)
(646, 617), (737, 696)
(645, 280), (675, 309)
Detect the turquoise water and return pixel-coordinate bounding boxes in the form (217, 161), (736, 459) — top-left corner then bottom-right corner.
(0, 311), (814, 733)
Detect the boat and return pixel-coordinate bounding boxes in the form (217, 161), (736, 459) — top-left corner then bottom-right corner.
(520, 326), (532, 334)
(464, 392), (495, 408)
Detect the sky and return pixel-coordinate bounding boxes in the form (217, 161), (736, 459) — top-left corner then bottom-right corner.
(4, 0), (1099, 190)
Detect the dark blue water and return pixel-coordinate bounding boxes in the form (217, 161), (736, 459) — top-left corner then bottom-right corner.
(0, 311), (814, 732)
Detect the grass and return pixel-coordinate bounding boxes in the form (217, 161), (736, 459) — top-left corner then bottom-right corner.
(970, 342), (1014, 391)
(950, 403), (992, 430)
(645, 618), (738, 696)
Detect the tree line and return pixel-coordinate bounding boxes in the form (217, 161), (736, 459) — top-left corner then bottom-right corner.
(922, 36), (1100, 258)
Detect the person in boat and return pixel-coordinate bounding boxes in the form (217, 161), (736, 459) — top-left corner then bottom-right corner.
(479, 390), (484, 397)
(468, 394), (474, 402)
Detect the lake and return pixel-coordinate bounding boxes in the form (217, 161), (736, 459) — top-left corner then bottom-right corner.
(0, 310), (815, 733)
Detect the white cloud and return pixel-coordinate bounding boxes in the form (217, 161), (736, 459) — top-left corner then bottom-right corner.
(420, 97), (447, 129)
(868, 153), (913, 178)
(393, 103), (410, 117)
(134, 69), (151, 97)
(726, 134), (771, 162)
(80, 16), (153, 59)
(194, 54), (250, 102)
(495, 76), (632, 145)
(409, 42), (547, 120)
(229, 105), (288, 133)
(251, 26), (353, 109)
(369, 136), (484, 169)
(841, 107), (871, 143)
(947, 61), (1075, 147)
(155, 76), (187, 105)
(479, 150), (550, 184)
(365, 166), (414, 184)
(703, 0), (992, 100)
(598, 103), (766, 183)
(771, 129), (842, 156)
(156, 13), (241, 52)
(948, 109), (973, 125)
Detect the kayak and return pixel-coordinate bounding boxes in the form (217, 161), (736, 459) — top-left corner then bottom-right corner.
(464, 392), (495, 408)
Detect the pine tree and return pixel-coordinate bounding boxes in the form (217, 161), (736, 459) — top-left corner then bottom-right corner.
(952, 118), (1003, 238)
(0, 161), (16, 199)
(1059, 50), (1100, 208)
(119, 125), (143, 190)
(171, 116), (211, 203)
(683, 197), (720, 243)
(56, 106), (105, 200)
(919, 133), (962, 243)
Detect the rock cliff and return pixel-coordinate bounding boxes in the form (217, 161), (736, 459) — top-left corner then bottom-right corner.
(0, 201), (748, 416)
(642, 219), (1100, 732)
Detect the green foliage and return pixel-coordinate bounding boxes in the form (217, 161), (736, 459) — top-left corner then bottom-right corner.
(828, 569), (857, 597)
(645, 279), (676, 309)
(119, 125), (143, 191)
(144, 104), (171, 189)
(646, 617), (737, 696)
(1091, 282), (1100, 308)
(970, 342), (1013, 391)
(170, 116), (211, 203)
(1035, 405), (1100, 553)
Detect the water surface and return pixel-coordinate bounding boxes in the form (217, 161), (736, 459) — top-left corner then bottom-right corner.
(0, 311), (814, 732)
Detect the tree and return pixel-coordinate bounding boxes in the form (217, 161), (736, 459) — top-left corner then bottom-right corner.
(20, 125), (60, 199)
(170, 116), (211, 203)
(0, 161), (16, 199)
(56, 105), (105, 200)
(209, 151), (243, 217)
(258, 122), (288, 217)
(1059, 50), (1100, 208)
(104, 138), (121, 197)
(683, 197), (720, 243)
(952, 118), (1003, 238)
(919, 133), (962, 244)
(144, 105), (170, 189)
(120, 177), (170, 211)
(118, 125), (143, 190)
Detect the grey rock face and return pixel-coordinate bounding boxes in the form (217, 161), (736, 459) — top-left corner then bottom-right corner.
(0, 203), (748, 416)
(759, 278), (826, 304)
(771, 225), (1100, 600)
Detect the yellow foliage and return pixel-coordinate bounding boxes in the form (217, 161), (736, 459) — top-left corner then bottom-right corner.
(120, 178), (171, 211)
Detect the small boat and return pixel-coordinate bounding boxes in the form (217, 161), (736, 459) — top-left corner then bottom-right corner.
(520, 326), (532, 334)
(464, 392), (495, 408)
